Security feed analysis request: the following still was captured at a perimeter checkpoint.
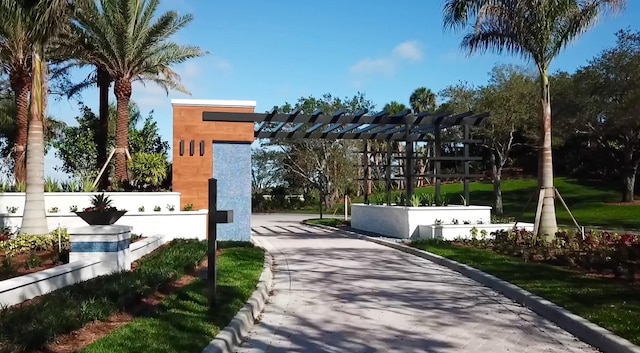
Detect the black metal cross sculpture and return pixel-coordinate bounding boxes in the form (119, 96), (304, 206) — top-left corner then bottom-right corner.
(207, 178), (233, 311)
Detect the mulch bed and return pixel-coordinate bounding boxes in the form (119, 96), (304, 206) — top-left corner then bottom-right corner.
(0, 249), (69, 281)
(28, 249), (224, 353)
(450, 241), (640, 291)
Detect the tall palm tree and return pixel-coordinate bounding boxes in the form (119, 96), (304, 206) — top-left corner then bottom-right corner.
(72, 0), (206, 182)
(0, 1), (31, 183)
(442, 0), (626, 237)
(4, 0), (74, 235)
(409, 87), (436, 114)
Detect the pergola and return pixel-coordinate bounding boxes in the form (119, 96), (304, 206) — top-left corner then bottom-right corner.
(203, 108), (490, 206)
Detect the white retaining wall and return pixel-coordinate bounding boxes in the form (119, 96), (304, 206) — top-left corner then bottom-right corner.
(0, 192), (181, 215)
(351, 204), (492, 239)
(0, 234), (169, 307)
(418, 223), (535, 241)
(0, 211), (208, 239)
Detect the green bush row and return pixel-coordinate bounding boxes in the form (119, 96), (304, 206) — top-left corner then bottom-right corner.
(0, 229), (70, 256)
(0, 239), (209, 351)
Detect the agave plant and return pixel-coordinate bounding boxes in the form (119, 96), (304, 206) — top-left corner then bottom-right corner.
(83, 193), (116, 212)
(410, 194), (421, 207)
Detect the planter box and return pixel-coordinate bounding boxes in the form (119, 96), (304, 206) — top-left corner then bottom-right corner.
(0, 192), (181, 215)
(69, 225), (133, 272)
(418, 223), (535, 241)
(351, 204), (492, 239)
(0, 210), (208, 240)
(0, 260), (102, 307)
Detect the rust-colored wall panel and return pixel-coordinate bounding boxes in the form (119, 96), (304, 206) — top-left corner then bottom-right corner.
(172, 102), (255, 211)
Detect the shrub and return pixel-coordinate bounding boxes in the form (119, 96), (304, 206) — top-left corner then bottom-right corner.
(44, 177), (61, 192)
(182, 203), (194, 211)
(128, 153), (168, 191)
(0, 239), (208, 351)
(0, 230), (70, 256)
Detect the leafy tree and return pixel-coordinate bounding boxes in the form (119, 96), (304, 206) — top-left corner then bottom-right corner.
(71, 0), (206, 181)
(573, 29), (640, 202)
(251, 147), (281, 194)
(443, 0), (627, 237)
(270, 92), (375, 209)
(476, 65), (537, 214)
(53, 101), (169, 182)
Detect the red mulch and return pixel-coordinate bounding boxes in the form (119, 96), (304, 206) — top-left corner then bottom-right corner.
(0, 249), (67, 281)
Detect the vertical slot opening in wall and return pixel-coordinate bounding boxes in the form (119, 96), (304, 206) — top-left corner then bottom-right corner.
(199, 140), (205, 156)
(179, 140), (185, 156)
(189, 140), (195, 156)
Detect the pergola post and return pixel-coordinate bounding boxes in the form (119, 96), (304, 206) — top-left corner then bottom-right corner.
(405, 115), (416, 206)
(385, 140), (392, 206)
(434, 123), (442, 201)
(463, 125), (471, 205)
(363, 140), (370, 204)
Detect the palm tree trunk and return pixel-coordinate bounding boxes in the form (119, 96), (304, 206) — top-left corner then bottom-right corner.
(20, 46), (48, 235)
(490, 151), (503, 215)
(96, 68), (111, 189)
(10, 70), (30, 184)
(113, 78), (132, 181)
(536, 72), (557, 238)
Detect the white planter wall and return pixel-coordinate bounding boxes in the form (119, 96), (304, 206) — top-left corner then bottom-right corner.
(351, 204), (492, 239)
(0, 192), (181, 215)
(418, 223), (535, 241)
(0, 211), (207, 240)
(0, 233), (169, 307)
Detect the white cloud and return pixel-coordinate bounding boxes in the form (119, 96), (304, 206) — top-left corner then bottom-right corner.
(348, 40), (423, 86)
(392, 41), (423, 62)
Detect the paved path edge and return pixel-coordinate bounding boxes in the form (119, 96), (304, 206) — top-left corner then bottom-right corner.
(303, 221), (640, 353)
(201, 242), (274, 353)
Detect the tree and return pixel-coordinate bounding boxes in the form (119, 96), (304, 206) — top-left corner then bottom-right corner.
(271, 92), (375, 209)
(53, 101), (169, 180)
(0, 2), (31, 183)
(251, 147), (281, 194)
(443, 0), (626, 237)
(4, 0), (74, 235)
(409, 87), (436, 113)
(574, 29), (640, 202)
(476, 65), (537, 214)
(72, 0), (206, 181)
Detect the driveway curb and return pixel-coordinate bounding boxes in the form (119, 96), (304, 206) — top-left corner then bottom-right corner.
(201, 242), (274, 353)
(304, 221), (640, 353)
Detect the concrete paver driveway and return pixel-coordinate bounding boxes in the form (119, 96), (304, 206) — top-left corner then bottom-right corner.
(237, 214), (596, 353)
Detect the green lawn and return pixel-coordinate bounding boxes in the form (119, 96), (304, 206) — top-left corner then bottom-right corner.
(377, 178), (640, 230)
(410, 240), (640, 346)
(304, 218), (349, 227)
(81, 246), (265, 353)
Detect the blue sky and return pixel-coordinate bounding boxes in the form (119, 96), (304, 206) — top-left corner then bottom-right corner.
(45, 0), (640, 179)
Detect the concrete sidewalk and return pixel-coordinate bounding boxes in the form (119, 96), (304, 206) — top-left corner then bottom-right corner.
(237, 214), (597, 353)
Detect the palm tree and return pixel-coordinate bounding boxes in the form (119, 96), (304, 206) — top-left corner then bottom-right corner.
(72, 0), (207, 182)
(409, 87), (436, 113)
(8, 0), (74, 235)
(0, 1), (31, 183)
(442, 0), (626, 237)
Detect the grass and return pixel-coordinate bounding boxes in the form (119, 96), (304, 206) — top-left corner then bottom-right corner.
(410, 240), (640, 345)
(371, 177), (640, 230)
(80, 245), (265, 353)
(0, 239), (208, 352)
(304, 218), (349, 227)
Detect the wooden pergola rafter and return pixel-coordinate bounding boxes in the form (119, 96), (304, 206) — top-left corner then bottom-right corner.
(202, 108), (490, 206)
